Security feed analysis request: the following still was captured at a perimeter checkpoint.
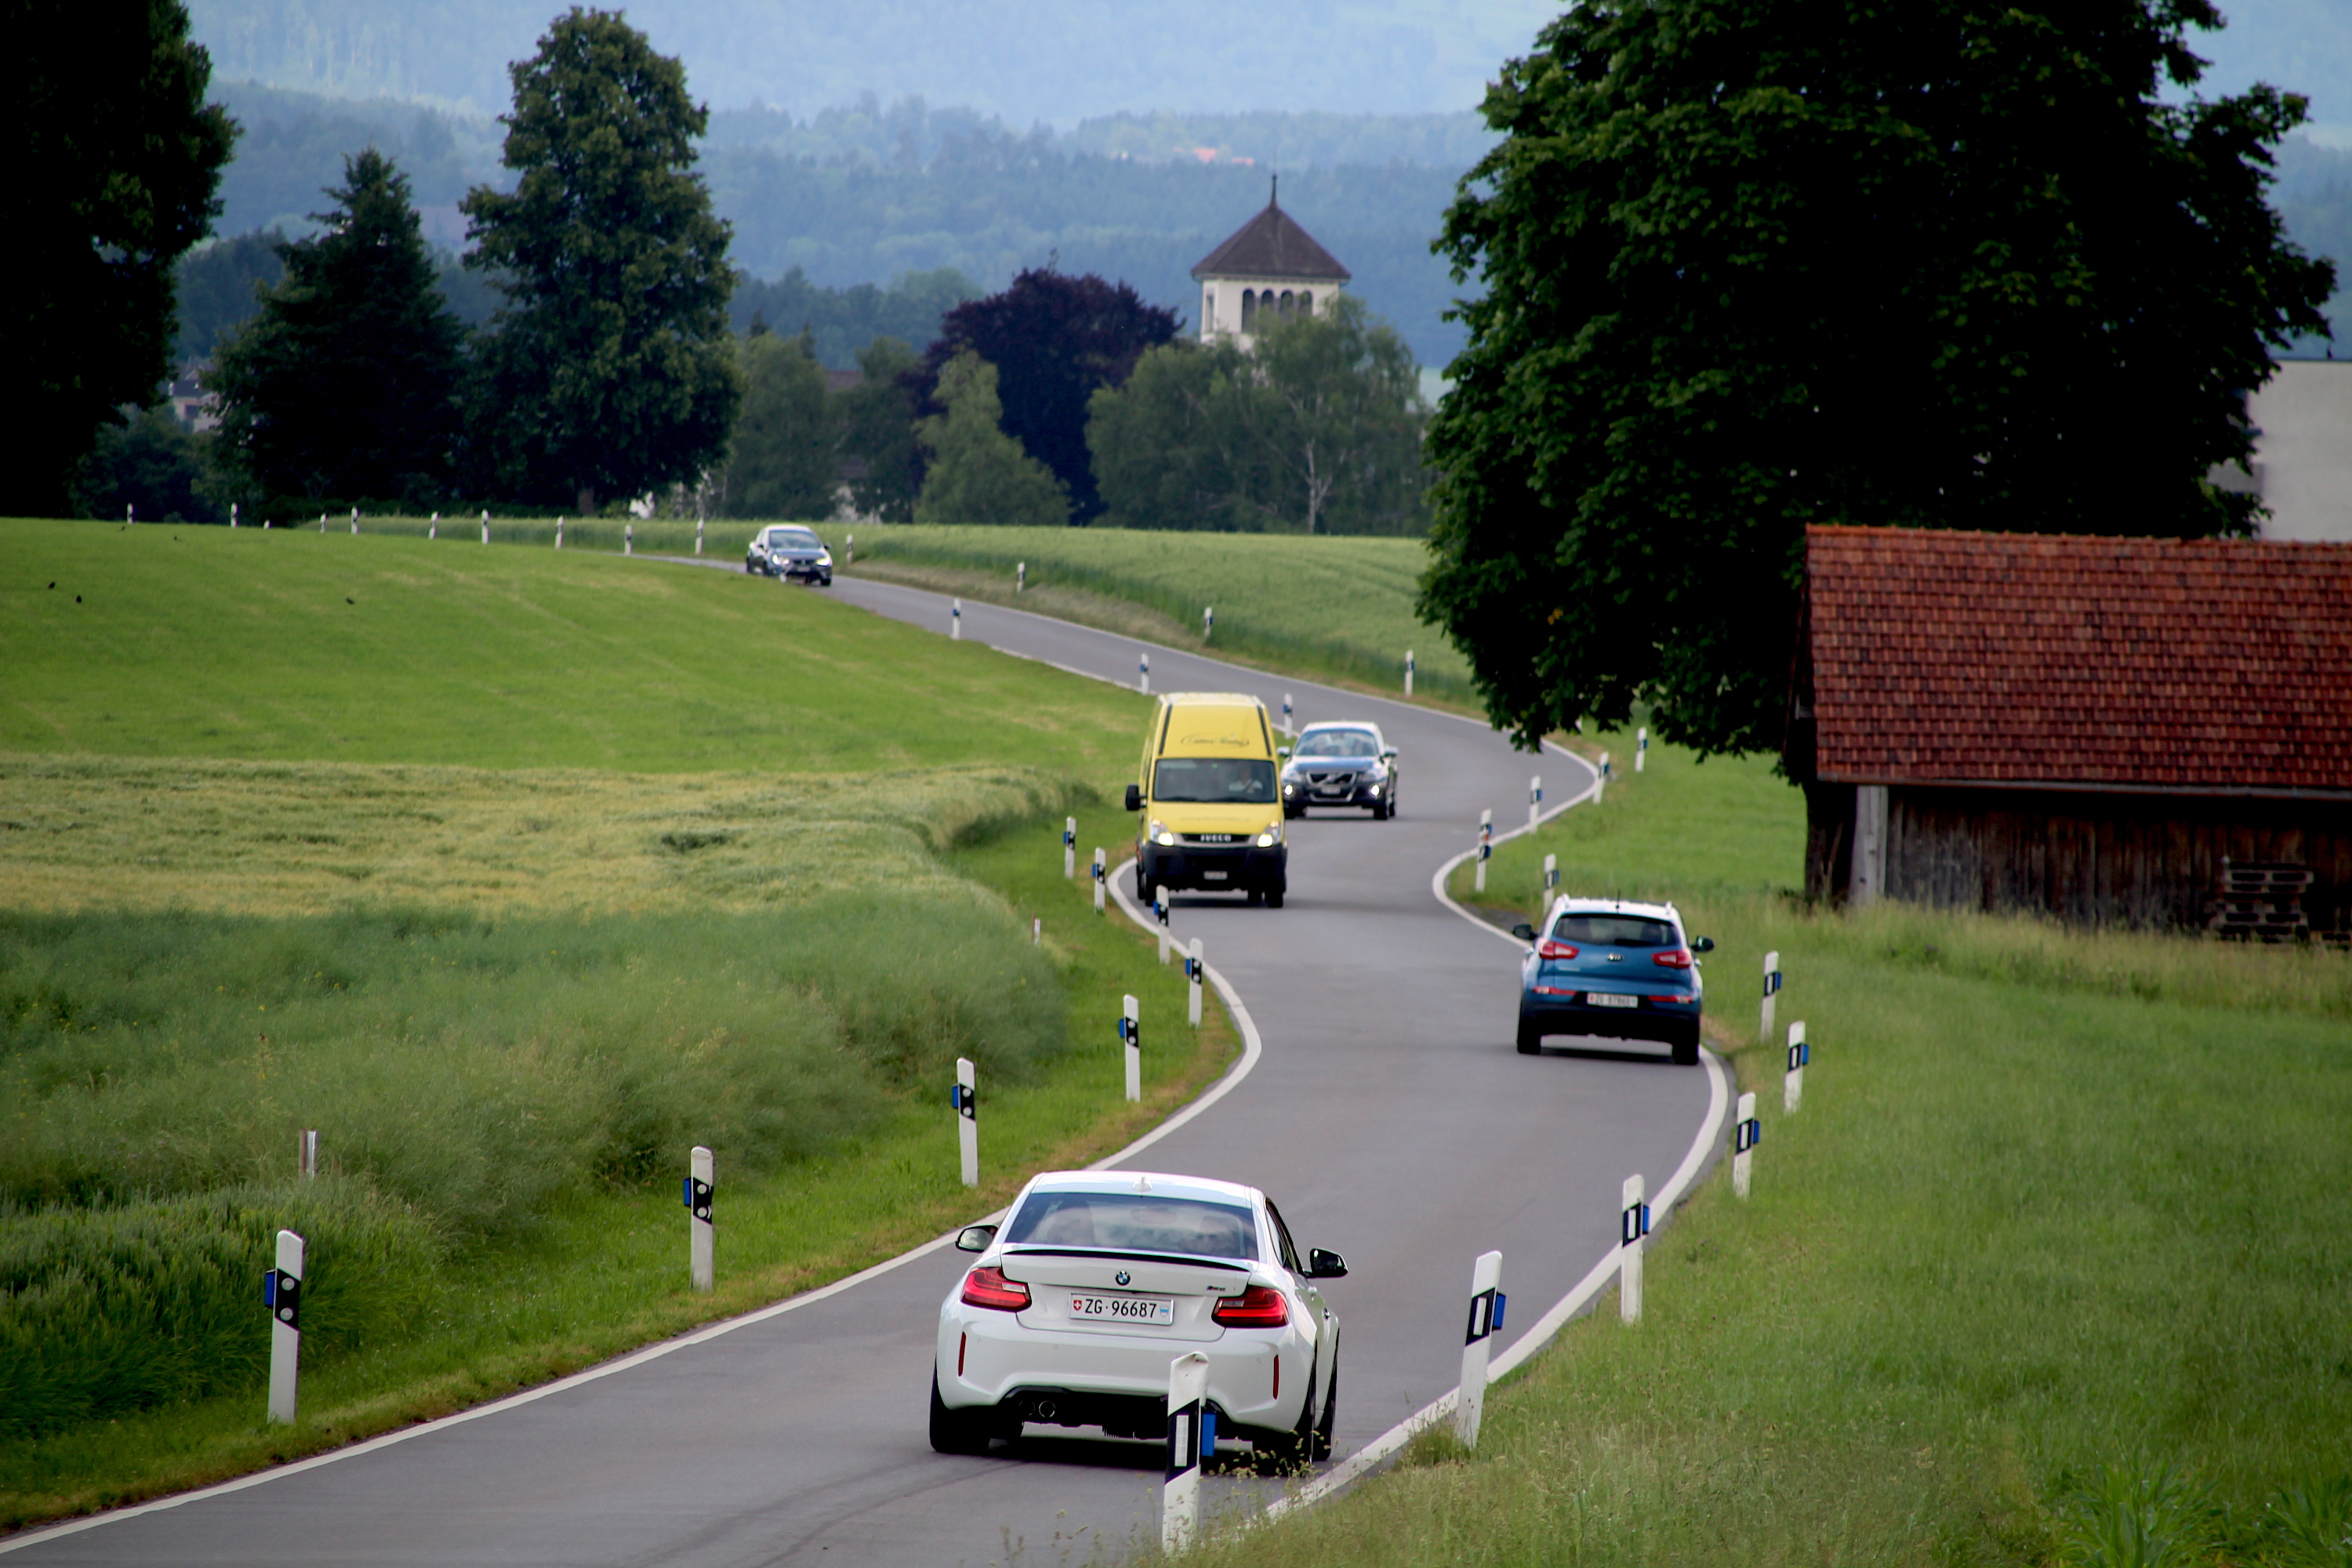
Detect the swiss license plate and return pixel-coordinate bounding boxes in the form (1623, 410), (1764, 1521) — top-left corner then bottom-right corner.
(1068, 1291), (1175, 1325)
(1202, 869), (1229, 880)
(1586, 991), (1639, 1009)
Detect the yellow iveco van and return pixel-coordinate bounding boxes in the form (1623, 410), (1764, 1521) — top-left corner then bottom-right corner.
(1124, 692), (1287, 908)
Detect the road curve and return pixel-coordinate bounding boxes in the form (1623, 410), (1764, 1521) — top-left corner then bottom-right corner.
(6, 572), (1721, 1567)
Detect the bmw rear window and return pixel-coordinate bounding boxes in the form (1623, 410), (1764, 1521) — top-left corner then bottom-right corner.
(1006, 1192), (1258, 1260)
(1552, 914), (1678, 948)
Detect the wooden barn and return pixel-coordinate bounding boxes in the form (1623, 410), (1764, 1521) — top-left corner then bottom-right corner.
(1782, 526), (2352, 938)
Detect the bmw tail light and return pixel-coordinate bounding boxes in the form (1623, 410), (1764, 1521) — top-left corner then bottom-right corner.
(1537, 939), (1579, 960)
(961, 1265), (1030, 1312)
(1212, 1284), (1290, 1328)
(1653, 949), (1693, 969)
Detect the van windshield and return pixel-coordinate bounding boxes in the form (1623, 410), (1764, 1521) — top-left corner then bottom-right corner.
(1153, 758), (1276, 803)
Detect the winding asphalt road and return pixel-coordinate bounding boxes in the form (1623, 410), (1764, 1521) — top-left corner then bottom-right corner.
(6, 571), (1722, 1567)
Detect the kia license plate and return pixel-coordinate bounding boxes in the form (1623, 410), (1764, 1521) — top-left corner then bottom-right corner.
(1202, 869), (1229, 880)
(1068, 1291), (1175, 1325)
(1586, 991), (1639, 1009)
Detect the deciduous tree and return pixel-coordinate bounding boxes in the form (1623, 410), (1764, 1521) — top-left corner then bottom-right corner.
(914, 352), (1070, 526)
(919, 269), (1178, 522)
(19, 0), (234, 517)
(209, 150), (464, 510)
(463, 8), (739, 512)
(1421, 0), (2338, 755)
(719, 327), (835, 519)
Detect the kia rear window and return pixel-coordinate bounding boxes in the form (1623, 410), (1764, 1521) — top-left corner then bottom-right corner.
(1552, 914), (1678, 948)
(1006, 1192), (1259, 1260)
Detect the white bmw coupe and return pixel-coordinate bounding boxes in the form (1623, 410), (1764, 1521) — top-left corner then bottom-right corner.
(930, 1170), (1346, 1461)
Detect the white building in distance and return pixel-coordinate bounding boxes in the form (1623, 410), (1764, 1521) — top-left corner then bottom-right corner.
(1192, 181), (1351, 347)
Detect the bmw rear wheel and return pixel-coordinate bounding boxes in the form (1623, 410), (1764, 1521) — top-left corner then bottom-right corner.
(928, 1372), (996, 1455)
(1310, 1349), (1338, 1461)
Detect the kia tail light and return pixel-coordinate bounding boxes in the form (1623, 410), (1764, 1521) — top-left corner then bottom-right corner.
(961, 1265), (1030, 1312)
(1653, 949), (1693, 969)
(1211, 1284), (1290, 1328)
(1537, 939), (1579, 960)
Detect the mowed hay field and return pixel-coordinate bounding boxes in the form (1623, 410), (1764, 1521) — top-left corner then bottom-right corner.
(1200, 739), (2352, 1568)
(0, 518), (1240, 1525)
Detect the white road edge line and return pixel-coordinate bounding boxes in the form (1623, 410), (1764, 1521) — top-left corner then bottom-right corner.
(0, 898), (1266, 1557)
(1258, 748), (1733, 1524)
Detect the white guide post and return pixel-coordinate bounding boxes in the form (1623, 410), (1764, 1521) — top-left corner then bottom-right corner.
(1092, 848), (1107, 913)
(1282, 693), (1293, 735)
(1759, 949), (1781, 1044)
(686, 1145), (714, 1292)
(267, 1229), (304, 1425)
(1457, 1249), (1504, 1448)
(350, 507), (358, 535)
(1031, 916), (1041, 945)
(1621, 1174), (1650, 1324)
(1063, 817), (1076, 879)
(1122, 993), (1142, 1103)
(480, 510), (490, 545)
(1475, 809), (1493, 895)
(1016, 561), (1025, 593)
(230, 503), (239, 528)
(1544, 853), (1558, 894)
(844, 532), (853, 564)
(1405, 650), (1415, 697)
(1139, 651), (1149, 694)
(953, 1058), (978, 1188)
(298, 1129), (317, 1180)
(1202, 605), (1213, 641)
(1187, 938), (1203, 1027)
(1529, 774), (1542, 831)
(555, 516), (564, 549)
(1732, 1091), (1759, 1199)
(695, 516), (704, 556)
(126, 503), (135, 524)
(1636, 727), (1648, 772)
(426, 511), (436, 539)
(1785, 1020), (1809, 1113)
(1156, 890), (1171, 962)
(625, 522), (634, 556)
(951, 598), (962, 640)
(1163, 1350), (1213, 1554)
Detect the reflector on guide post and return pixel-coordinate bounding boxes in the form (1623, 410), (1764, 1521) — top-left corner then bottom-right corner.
(1405, 650), (1414, 697)
(1636, 728), (1648, 772)
(266, 1229), (304, 1425)
(1620, 1174), (1650, 1324)
(1282, 693), (1293, 734)
(1156, 890), (1171, 962)
(1121, 993), (1142, 1102)
(1064, 818), (1076, 880)
(1092, 848), (1106, 913)
(953, 1058), (978, 1188)
(1163, 1350), (1213, 1553)
(1475, 810), (1493, 895)
(1457, 1249), (1504, 1448)
(1529, 775), (1541, 830)
(1139, 651), (1149, 693)
(951, 598), (961, 640)
(1544, 853), (1558, 893)
(684, 1145), (714, 1292)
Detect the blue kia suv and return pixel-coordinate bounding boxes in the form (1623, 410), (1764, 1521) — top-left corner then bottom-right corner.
(1510, 898), (1713, 1065)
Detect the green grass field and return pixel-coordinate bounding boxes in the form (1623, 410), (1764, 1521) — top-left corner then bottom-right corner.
(0, 517), (1242, 1526)
(1196, 736), (2352, 1567)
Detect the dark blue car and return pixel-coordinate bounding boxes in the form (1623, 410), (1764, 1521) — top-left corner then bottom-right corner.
(1511, 898), (1712, 1065)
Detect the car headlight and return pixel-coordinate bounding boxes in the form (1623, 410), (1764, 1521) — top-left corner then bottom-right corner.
(1149, 820), (1175, 847)
(817, 552), (832, 565)
(1256, 827), (1280, 848)
(1369, 782), (1382, 795)
(1282, 782), (1296, 796)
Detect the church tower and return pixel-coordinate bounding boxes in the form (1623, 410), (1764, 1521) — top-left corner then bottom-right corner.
(1191, 180), (1351, 347)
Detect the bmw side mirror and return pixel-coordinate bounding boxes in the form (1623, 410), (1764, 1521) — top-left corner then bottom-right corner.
(1692, 936), (1716, 953)
(1123, 784), (1142, 812)
(1509, 923), (1537, 942)
(1306, 1248), (1348, 1279)
(954, 1224), (997, 1253)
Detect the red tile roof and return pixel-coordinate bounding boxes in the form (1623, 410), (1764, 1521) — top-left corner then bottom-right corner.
(1803, 526), (2352, 795)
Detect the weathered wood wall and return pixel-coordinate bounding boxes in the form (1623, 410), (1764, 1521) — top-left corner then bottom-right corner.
(1865, 786), (2352, 931)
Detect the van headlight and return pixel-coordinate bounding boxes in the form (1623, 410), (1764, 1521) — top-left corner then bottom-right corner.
(1256, 827), (1280, 848)
(1150, 820), (1175, 847)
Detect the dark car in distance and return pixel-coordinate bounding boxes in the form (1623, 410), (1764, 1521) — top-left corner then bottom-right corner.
(745, 524), (834, 586)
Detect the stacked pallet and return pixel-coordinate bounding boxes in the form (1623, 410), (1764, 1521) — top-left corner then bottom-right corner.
(2206, 859), (2314, 942)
